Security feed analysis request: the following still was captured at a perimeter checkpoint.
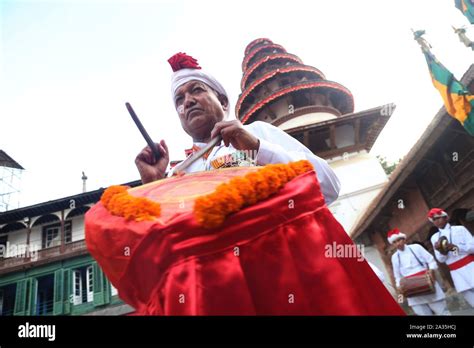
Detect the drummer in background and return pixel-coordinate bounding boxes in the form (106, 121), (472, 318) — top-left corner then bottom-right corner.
(135, 53), (341, 205)
(389, 228), (449, 315)
(428, 208), (474, 308)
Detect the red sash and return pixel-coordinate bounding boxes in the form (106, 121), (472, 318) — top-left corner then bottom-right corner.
(406, 269), (428, 278)
(448, 255), (474, 271)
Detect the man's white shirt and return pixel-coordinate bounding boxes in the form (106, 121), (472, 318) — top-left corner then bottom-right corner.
(430, 223), (474, 293)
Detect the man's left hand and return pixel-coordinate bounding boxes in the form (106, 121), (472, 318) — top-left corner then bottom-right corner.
(211, 120), (260, 151)
(447, 243), (458, 252)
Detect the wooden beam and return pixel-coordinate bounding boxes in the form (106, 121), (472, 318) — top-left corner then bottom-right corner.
(329, 125), (336, 149)
(303, 131), (310, 148)
(26, 219), (31, 261)
(60, 210), (65, 253)
(354, 118), (360, 145)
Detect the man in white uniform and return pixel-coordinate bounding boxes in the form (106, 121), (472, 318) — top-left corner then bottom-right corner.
(428, 208), (474, 308)
(135, 52), (340, 205)
(389, 228), (449, 315)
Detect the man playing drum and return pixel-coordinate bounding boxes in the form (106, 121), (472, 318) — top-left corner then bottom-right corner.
(389, 228), (449, 315)
(429, 208), (474, 308)
(86, 51), (405, 315)
(135, 52), (341, 205)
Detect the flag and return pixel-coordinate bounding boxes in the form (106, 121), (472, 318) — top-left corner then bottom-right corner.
(86, 166), (405, 315)
(422, 50), (474, 136)
(455, 0), (474, 24)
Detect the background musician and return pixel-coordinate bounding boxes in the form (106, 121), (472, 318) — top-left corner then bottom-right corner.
(429, 208), (474, 308)
(389, 228), (449, 315)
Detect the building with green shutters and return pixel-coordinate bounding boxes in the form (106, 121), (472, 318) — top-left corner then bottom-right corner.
(0, 181), (140, 316)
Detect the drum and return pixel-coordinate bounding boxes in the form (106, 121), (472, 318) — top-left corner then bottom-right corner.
(85, 162), (405, 315)
(400, 271), (435, 297)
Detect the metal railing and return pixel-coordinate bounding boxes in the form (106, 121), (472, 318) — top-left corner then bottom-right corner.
(0, 308), (15, 316)
(34, 298), (54, 316)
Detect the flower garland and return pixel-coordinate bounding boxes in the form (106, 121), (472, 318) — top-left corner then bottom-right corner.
(100, 185), (161, 221)
(100, 160), (313, 225)
(194, 160), (314, 229)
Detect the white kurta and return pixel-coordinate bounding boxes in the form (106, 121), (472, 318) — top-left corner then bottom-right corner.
(430, 223), (474, 293)
(391, 244), (445, 306)
(172, 121), (341, 205)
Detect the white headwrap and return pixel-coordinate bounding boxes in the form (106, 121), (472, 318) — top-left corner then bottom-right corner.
(168, 52), (230, 119)
(171, 68), (228, 102)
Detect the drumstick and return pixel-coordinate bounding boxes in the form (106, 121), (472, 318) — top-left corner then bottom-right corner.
(126, 102), (161, 162)
(170, 135), (222, 176)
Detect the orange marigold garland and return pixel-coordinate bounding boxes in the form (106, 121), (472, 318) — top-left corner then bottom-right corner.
(100, 185), (161, 221)
(194, 160), (314, 229)
(100, 160), (313, 225)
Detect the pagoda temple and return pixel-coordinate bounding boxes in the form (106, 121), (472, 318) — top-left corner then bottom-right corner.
(237, 38), (391, 161)
(237, 38), (353, 129)
(237, 38), (393, 247)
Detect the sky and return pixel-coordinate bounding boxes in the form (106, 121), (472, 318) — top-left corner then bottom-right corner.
(0, 0), (473, 209)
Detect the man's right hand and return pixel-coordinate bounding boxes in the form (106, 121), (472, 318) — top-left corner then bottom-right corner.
(135, 139), (170, 184)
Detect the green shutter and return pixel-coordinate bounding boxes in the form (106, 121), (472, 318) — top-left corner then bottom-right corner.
(93, 263), (105, 306)
(24, 279), (31, 315)
(13, 279), (26, 315)
(53, 269), (63, 315)
(63, 269), (71, 315)
(103, 278), (111, 305)
(29, 279), (38, 316)
(24, 278), (37, 316)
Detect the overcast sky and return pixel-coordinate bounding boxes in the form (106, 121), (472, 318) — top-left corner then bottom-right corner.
(1, 0), (473, 209)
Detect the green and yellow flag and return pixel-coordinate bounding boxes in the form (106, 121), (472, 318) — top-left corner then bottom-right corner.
(455, 0), (474, 24)
(422, 49), (474, 136)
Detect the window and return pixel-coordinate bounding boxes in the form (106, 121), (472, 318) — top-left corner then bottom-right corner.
(292, 133), (305, 146)
(42, 224), (60, 248)
(41, 221), (72, 248)
(0, 235), (7, 248)
(36, 274), (54, 315)
(335, 124), (356, 148)
(0, 235), (7, 258)
(0, 284), (17, 316)
(110, 284), (118, 297)
(72, 266), (93, 305)
(65, 222), (72, 244)
(25, 282), (30, 314)
(87, 266), (93, 302)
(309, 128), (332, 153)
(73, 270), (80, 305)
